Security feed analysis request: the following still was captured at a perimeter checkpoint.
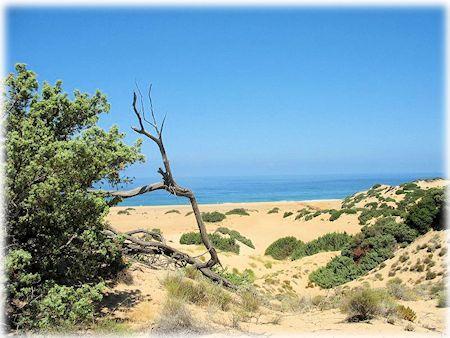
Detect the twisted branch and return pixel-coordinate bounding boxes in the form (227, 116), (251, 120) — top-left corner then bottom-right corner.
(90, 86), (230, 287)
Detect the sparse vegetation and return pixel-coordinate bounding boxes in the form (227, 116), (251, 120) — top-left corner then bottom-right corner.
(165, 209), (180, 214)
(341, 287), (396, 322)
(283, 211), (293, 218)
(215, 227), (255, 249)
(267, 207), (280, 214)
(179, 232), (240, 254)
(225, 208), (250, 216)
(201, 211), (226, 223)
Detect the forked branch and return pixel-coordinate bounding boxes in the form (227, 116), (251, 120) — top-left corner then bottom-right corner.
(91, 86), (228, 286)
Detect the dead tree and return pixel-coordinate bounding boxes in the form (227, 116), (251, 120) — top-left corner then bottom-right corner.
(90, 87), (234, 289)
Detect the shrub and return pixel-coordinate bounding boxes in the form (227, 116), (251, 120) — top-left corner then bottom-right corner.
(309, 256), (360, 289)
(240, 289), (260, 312)
(5, 65), (141, 330)
(201, 211), (226, 223)
(225, 208), (250, 216)
(283, 211), (293, 218)
(165, 209), (180, 214)
(426, 271), (437, 280)
(155, 298), (199, 333)
(291, 232), (352, 260)
(404, 323), (415, 332)
(267, 207), (280, 214)
(341, 288), (395, 321)
(396, 305), (416, 322)
(117, 210), (130, 215)
(437, 292), (447, 308)
(215, 227), (255, 249)
(386, 278), (416, 301)
(31, 283), (105, 330)
(295, 208), (313, 220)
(265, 237), (300, 260)
(439, 248), (447, 257)
(185, 211), (193, 216)
(405, 188), (445, 234)
(179, 232), (239, 254)
(213, 267), (254, 286)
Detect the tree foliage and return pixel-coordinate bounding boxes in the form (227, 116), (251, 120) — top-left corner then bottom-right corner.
(5, 64), (143, 330)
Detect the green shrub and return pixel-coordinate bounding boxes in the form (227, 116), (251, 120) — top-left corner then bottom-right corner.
(215, 227), (254, 249)
(225, 208), (250, 216)
(295, 208), (313, 220)
(265, 237), (300, 260)
(213, 267), (254, 286)
(405, 188), (444, 234)
(291, 232), (352, 260)
(283, 211), (293, 218)
(117, 210), (130, 215)
(437, 292), (447, 308)
(201, 211), (226, 223)
(5, 65), (141, 330)
(426, 271), (437, 280)
(30, 283), (105, 330)
(165, 209), (180, 214)
(267, 207), (280, 214)
(309, 256), (360, 289)
(341, 288), (396, 321)
(179, 232), (239, 254)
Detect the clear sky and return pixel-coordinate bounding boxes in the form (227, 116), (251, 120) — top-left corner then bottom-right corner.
(6, 7), (445, 179)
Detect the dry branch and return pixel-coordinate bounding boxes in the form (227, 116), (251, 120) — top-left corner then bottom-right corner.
(91, 87), (233, 288)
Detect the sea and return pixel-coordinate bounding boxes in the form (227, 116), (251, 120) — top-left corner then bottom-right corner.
(113, 172), (443, 207)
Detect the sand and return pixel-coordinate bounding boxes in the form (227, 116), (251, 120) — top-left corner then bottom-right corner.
(102, 180), (448, 335)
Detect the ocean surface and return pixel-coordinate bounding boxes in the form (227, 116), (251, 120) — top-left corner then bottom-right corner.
(113, 173), (442, 206)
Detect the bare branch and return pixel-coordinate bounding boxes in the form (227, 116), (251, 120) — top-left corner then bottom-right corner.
(132, 93), (145, 132)
(88, 182), (168, 198)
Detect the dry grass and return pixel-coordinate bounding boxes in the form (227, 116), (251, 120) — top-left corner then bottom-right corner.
(154, 298), (201, 334)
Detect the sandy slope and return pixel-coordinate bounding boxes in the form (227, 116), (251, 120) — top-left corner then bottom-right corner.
(102, 179), (448, 335)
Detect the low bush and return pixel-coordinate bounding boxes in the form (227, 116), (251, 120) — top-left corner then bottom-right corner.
(225, 208), (250, 216)
(405, 188), (444, 234)
(309, 256), (360, 289)
(426, 271), (437, 280)
(201, 211), (226, 223)
(396, 305), (416, 322)
(162, 273), (232, 311)
(154, 298), (199, 333)
(265, 237), (300, 260)
(179, 232), (239, 254)
(31, 283), (105, 330)
(240, 288), (260, 312)
(341, 287), (396, 322)
(215, 227), (255, 249)
(267, 207), (280, 214)
(437, 292), (447, 308)
(213, 267), (255, 286)
(283, 211), (293, 218)
(291, 232), (352, 260)
(165, 209), (180, 214)
(386, 278), (416, 301)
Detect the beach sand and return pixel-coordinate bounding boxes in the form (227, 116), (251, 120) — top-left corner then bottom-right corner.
(103, 180), (448, 335)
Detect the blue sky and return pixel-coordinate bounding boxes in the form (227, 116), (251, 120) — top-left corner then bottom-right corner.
(7, 7), (445, 179)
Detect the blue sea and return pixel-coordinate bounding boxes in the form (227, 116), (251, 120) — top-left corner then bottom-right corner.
(113, 173), (443, 206)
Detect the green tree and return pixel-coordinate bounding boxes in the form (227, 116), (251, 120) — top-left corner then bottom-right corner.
(5, 64), (143, 330)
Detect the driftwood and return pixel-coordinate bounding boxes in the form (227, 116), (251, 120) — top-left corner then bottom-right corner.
(90, 86), (235, 289)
